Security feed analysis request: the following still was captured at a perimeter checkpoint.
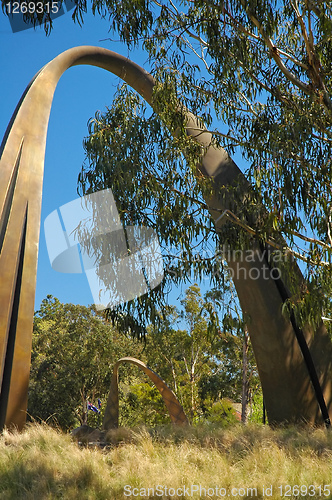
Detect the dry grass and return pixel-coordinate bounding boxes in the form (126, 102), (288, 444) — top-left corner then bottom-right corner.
(0, 422), (331, 499)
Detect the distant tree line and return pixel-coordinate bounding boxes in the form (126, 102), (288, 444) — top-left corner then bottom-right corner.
(29, 288), (262, 431)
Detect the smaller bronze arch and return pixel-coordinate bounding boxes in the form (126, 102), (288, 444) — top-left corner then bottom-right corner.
(102, 357), (188, 430)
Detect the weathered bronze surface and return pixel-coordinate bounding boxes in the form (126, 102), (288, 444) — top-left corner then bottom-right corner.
(0, 47), (155, 430)
(0, 46), (331, 430)
(103, 357), (188, 429)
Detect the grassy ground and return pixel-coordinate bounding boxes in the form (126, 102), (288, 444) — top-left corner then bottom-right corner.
(0, 422), (331, 499)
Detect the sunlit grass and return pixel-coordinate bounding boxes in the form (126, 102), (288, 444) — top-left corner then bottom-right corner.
(0, 422), (331, 499)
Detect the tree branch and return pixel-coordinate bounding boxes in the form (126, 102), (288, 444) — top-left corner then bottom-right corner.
(240, 0), (313, 95)
(215, 209), (331, 266)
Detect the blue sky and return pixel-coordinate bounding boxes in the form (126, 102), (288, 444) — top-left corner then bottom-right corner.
(0, 8), (157, 311)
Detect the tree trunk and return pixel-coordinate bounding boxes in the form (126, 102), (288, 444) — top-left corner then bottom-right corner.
(241, 327), (249, 423)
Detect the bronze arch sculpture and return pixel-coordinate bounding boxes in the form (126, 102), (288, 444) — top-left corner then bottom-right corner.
(0, 46), (331, 430)
(103, 357), (188, 429)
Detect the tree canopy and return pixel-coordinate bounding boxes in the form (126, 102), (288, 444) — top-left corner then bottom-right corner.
(29, 296), (143, 429)
(30, 291), (259, 430)
(7, 0), (332, 331)
(84, 0), (332, 332)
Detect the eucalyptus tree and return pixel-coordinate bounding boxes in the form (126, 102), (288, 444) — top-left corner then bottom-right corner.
(75, 0), (332, 426)
(77, 84), (225, 338)
(6, 0), (332, 328)
(30, 0), (331, 327)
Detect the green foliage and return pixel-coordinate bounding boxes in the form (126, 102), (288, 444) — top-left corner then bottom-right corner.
(248, 392), (267, 424)
(6, 3), (332, 330)
(144, 285), (260, 424)
(202, 399), (239, 426)
(30, 287), (258, 430)
(79, 0), (332, 331)
(143, 285), (225, 422)
(29, 295), (144, 430)
(78, 83), (221, 338)
(120, 382), (169, 427)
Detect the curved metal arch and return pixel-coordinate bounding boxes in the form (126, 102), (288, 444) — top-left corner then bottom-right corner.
(0, 47), (156, 431)
(0, 46), (331, 430)
(103, 357), (188, 429)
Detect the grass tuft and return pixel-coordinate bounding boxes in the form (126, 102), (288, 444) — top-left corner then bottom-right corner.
(0, 422), (331, 499)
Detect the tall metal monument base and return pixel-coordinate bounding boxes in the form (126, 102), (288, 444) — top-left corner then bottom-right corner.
(0, 47), (331, 430)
